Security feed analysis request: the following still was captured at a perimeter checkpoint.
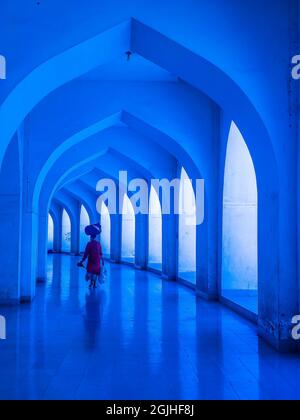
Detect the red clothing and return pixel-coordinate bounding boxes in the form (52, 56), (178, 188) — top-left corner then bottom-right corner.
(83, 240), (102, 275)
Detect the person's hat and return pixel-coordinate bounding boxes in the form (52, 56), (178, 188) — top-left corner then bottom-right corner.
(85, 223), (102, 237)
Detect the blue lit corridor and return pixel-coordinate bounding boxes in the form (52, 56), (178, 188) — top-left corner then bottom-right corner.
(0, 255), (300, 401)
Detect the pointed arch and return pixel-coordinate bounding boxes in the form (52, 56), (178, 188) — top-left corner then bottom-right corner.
(80, 205), (91, 253)
(221, 121), (258, 314)
(61, 209), (72, 253)
(121, 194), (136, 264)
(178, 167), (196, 284)
(0, 55), (6, 80)
(100, 201), (111, 259)
(48, 213), (54, 252)
(148, 185), (162, 271)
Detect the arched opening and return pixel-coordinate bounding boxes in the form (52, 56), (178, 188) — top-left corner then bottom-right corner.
(178, 167), (197, 285)
(222, 122), (258, 314)
(100, 201), (111, 259)
(148, 185), (162, 271)
(121, 194), (135, 264)
(79, 205), (90, 253)
(0, 20), (280, 332)
(48, 213), (54, 252)
(61, 209), (71, 254)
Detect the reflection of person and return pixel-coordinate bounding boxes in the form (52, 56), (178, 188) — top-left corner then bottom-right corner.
(83, 288), (106, 350)
(79, 234), (104, 289)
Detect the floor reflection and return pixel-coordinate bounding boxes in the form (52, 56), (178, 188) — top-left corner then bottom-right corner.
(83, 289), (106, 351)
(0, 254), (300, 400)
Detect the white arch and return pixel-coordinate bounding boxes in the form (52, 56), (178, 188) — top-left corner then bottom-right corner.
(222, 121), (258, 313)
(48, 213), (54, 251)
(178, 167), (196, 284)
(100, 201), (111, 258)
(61, 209), (71, 253)
(0, 55), (6, 80)
(80, 205), (90, 253)
(0, 315), (6, 340)
(121, 194), (135, 263)
(148, 185), (162, 271)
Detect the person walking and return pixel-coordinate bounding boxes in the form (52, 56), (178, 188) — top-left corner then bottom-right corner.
(79, 233), (104, 289)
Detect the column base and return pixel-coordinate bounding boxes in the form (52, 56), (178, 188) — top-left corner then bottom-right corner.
(258, 323), (299, 353)
(134, 265), (146, 271)
(161, 274), (176, 282)
(110, 259), (120, 264)
(196, 289), (218, 301)
(20, 295), (35, 304)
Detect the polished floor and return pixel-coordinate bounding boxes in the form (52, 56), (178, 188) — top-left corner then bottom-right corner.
(0, 255), (300, 400)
